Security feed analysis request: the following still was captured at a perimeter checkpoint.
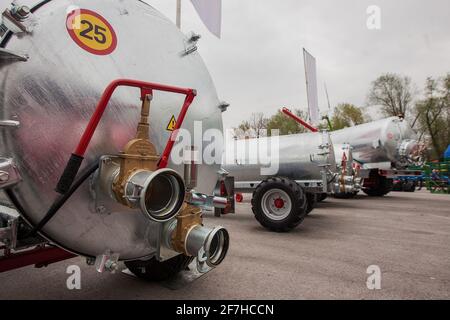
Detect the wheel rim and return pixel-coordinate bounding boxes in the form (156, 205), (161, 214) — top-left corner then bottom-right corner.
(261, 188), (292, 221)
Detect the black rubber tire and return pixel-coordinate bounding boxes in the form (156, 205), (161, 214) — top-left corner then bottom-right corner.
(362, 176), (393, 197)
(305, 192), (317, 215)
(402, 181), (416, 192)
(392, 181), (403, 191)
(251, 177), (307, 232)
(317, 193), (328, 202)
(124, 254), (194, 282)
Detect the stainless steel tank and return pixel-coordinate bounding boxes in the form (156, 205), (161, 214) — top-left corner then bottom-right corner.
(222, 131), (337, 192)
(0, 0), (224, 261)
(330, 117), (422, 169)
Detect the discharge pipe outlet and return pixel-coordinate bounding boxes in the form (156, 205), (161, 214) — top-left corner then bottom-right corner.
(121, 168), (185, 222)
(186, 225), (229, 268)
(165, 218), (230, 268)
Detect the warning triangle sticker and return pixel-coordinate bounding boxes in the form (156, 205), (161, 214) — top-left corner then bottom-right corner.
(166, 115), (177, 131)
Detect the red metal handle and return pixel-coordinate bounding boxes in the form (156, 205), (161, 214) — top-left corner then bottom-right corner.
(157, 92), (196, 168)
(74, 79), (197, 164)
(56, 79), (196, 194)
(281, 107), (318, 133)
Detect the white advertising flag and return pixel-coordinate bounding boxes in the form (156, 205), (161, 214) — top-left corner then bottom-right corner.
(303, 48), (320, 125)
(190, 0), (222, 38)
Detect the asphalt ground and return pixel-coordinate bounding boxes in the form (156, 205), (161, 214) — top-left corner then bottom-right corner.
(0, 190), (449, 299)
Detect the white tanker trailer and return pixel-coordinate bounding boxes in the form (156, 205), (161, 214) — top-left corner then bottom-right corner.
(331, 116), (424, 196)
(0, 0), (230, 281)
(220, 128), (360, 232)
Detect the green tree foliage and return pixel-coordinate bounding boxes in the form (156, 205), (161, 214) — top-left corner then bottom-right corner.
(368, 73), (414, 117)
(266, 109), (309, 136)
(414, 74), (450, 159)
(330, 103), (367, 130)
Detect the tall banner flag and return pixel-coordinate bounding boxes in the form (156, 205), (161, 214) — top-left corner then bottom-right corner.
(190, 0), (222, 38)
(303, 48), (320, 125)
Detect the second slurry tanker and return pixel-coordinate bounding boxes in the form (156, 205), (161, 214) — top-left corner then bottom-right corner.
(221, 129), (360, 232)
(221, 115), (422, 232)
(331, 116), (424, 197)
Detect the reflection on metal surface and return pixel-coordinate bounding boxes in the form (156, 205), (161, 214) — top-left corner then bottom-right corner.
(223, 131), (336, 192)
(0, 48), (27, 61)
(331, 117), (422, 169)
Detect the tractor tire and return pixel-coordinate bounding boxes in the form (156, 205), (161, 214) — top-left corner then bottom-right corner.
(317, 193), (328, 202)
(124, 254), (194, 282)
(402, 181), (416, 192)
(362, 176), (393, 197)
(251, 177), (307, 232)
(305, 192), (317, 215)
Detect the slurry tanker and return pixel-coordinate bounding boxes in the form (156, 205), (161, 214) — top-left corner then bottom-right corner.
(220, 116), (422, 232)
(0, 0), (230, 281)
(331, 116), (424, 196)
(221, 123), (361, 232)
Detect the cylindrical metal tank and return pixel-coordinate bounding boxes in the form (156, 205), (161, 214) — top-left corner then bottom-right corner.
(222, 131), (336, 185)
(330, 117), (421, 169)
(0, 0), (223, 260)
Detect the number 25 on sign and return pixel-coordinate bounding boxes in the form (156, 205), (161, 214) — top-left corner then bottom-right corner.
(66, 8), (117, 55)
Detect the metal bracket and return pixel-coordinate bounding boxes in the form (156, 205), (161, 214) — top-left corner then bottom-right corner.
(0, 119), (21, 127)
(1, 5), (35, 34)
(90, 155), (120, 215)
(0, 158), (22, 190)
(0, 207), (19, 249)
(181, 32), (201, 56)
(94, 250), (120, 273)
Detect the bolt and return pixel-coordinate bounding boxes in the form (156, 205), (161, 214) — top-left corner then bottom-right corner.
(12, 5), (30, 20)
(188, 33), (201, 43)
(17, 6), (30, 18)
(105, 260), (118, 272)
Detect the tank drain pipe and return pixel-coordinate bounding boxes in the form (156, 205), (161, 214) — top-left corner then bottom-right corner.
(55, 79), (197, 194)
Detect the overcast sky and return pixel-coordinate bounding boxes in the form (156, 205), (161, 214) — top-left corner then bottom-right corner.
(144, 0), (450, 129)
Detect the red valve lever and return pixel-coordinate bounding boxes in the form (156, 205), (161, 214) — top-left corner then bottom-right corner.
(281, 107), (318, 133)
(56, 79), (196, 194)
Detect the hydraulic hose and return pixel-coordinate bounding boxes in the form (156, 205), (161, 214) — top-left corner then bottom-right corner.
(4, 161), (100, 239)
(27, 161), (99, 236)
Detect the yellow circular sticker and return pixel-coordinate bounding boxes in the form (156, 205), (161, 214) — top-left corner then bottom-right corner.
(66, 9), (117, 55)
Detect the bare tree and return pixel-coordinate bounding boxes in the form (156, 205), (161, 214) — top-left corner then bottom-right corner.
(368, 73), (415, 118)
(250, 112), (268, 138)
(415, 75), (450, 159)
(233, 113), (269, 139)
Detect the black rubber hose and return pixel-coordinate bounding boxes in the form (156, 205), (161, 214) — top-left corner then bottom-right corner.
(28, 161), (99, 236)
(55, 153), (84, 194)
(26, 161), (99, 236)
